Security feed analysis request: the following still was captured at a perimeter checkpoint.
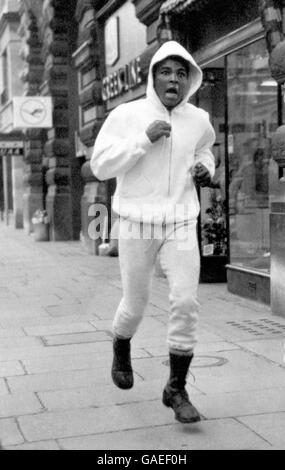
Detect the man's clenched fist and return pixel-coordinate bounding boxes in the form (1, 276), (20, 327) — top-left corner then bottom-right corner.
(146, 120), (171, 143)
(192, 163), (212, 187)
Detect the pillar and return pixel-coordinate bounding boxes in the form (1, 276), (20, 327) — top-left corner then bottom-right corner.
(73, 0), (106, 253)
(18, 3), (45, 233)
(40, 0), (76, 240)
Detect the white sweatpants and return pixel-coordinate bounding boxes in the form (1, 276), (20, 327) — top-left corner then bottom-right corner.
(113, 218), (200, 353)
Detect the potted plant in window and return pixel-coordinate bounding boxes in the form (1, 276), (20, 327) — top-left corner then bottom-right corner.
(200, 192), (228, 282)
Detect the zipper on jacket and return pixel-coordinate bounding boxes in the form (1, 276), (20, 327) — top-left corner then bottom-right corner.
(167, 110), (172, 197)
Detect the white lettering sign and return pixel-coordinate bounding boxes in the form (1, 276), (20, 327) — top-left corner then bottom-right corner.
(102, 57), (142, 101)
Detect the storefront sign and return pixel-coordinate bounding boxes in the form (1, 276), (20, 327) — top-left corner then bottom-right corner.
(102, 57), (142, 102)
(0, 141), (24, 156)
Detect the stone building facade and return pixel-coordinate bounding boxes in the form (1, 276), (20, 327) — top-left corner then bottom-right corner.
(0, 0), (25, 227)
(1, 0), (285, 315)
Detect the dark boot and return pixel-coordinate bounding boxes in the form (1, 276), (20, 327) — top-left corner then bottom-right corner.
(111, 336), (133, 389)
(162, 352), (201, 423)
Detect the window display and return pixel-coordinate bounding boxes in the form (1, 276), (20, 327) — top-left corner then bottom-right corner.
(227, 39), (279, 273)
(197, 38), (280, 278)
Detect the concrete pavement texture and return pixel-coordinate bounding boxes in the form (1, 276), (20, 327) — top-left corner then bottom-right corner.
(0, 223), (285, 450)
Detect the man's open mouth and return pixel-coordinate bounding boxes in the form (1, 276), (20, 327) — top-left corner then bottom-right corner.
(166, 88), (178, 96)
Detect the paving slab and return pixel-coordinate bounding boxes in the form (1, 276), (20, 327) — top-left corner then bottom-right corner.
(143, 340), (239, 358)
(190, 349), (285, 394)
(0, 418), (25, 447)
(132, 335), (168, 349)
(0, 328), (25, 338)
(41, 330), (112, 346)
(203, 318), (285, 343)
(5, 440), (61, 450)
(0, 339), (116, 361)
(0, 295), (81, 311)
(238, 412), (285, 449)
(23, 321), (97, 337)
(132, 356), (170, 382)
(58, 418), (272, 450)
(17, 400), (174, 442)
(0, 336), (43, 349)
(0, 305), (48, 319)
(11, 287), (76, 300)
(0, 393), (43, 418)
(86, 297), (123, 320)
(45, 302), (95, 317)
(38, 378), (177, 411)
(236, 338), (285, 366)
(0, 289), (18, 299)
(7, 366), (144, 394)
(193, 387), (285, 419)
(0, 314), (97, 329)
(0, 361), (25, 377)
(0, 379), (9, 396)
(22, 348), (149, 374)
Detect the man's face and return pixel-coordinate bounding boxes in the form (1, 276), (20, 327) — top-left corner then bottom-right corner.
(154, 58), (189, 110)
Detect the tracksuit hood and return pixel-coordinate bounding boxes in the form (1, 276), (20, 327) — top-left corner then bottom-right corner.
(146, 40), (203, 109)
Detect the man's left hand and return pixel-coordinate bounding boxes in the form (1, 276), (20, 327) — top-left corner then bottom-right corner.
(193, 163), (212, 187)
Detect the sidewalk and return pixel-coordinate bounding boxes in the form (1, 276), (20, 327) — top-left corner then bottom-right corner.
(0, 222), (285, 450)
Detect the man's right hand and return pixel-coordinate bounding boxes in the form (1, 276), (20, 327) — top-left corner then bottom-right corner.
(146, 120), (171, 143)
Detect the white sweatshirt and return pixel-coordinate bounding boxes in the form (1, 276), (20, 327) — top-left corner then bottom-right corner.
(91, 41), (216, 224)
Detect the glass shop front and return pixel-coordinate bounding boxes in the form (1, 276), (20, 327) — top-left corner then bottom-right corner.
(195, 36), (280, 287)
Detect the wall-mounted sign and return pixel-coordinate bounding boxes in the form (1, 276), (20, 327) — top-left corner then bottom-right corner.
(105, 16), (120, 67)
(102, 57), (142, 101)
(0, 140), (24, 156)
(13, 97), (52, 129)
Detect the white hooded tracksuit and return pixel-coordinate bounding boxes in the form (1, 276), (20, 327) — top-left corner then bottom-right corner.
(91, 41), (216, 353)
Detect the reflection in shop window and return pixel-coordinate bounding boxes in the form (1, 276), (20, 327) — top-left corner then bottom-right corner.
(228, 39), (279, 273)
(201, 143), (227, 257)
(197, 66), (228, 265)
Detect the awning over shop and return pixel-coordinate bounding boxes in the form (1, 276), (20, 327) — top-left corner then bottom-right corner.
(157, 0), (209, 43)
(159, 0), (208, 15)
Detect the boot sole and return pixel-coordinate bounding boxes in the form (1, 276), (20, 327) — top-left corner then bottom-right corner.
(111, 371), (134, 390)
(175, 414), (201, 424)
(162, 390), (201, 424)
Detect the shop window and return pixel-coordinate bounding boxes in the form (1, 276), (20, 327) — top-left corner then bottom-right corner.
(196, 37), (281, 280)
(227, 39), (279, 273)
(81, 105), (97, 126)
(80, 66), (97, 91)
(197, 64), (228, 270)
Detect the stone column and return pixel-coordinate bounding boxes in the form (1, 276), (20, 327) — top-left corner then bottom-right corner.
(40, 0), (75, 240)
(18, 3), (45, 233)
(73, 0), (106, 253)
